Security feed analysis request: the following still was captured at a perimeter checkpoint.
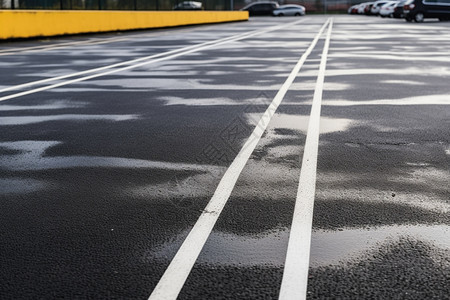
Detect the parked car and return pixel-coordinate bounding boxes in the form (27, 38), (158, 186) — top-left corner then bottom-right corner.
(358, 2), (374, 14)
(379, 1), (398, 17)
(173, 1), (203, 10)
(365, 2), (375, 14)
(240, 1), (279, 16)
(370, 0), (389, 15)
(392, 0), (406, 18)
(272, 4), (306, 16)
(404, 0), (450, 22)
(348, 4), (360, 14)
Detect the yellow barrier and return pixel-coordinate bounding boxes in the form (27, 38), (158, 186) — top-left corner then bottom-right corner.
(0, 10), (248, 39)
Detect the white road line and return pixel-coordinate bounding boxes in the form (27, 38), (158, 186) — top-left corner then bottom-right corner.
(0, 37), (130, 56)
(0, 22), (226, 56)
(0, 19), (307, 99)
(148, 19), (331, 300)
(0, 34), (240, 94)
(278, 19), (333, 300)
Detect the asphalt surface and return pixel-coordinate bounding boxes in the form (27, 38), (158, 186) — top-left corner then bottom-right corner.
(0, 15), (449, 299)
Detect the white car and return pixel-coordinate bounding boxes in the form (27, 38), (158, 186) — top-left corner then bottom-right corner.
(173, 1), (203, 10)
(358, 2), (373, 14)
(379, 1), (398, 17)
(370, 0), (389, 15)
(272, 4), (306, 16)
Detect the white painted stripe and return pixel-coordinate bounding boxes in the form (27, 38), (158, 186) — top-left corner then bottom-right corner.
(0, 19), (307, 99)
(148, 19), (331, 300)
(0, 36), (239, 94)
(0, 37), (130, 56)
(278, 19), (333, 300)
(0, 23), (222, 56)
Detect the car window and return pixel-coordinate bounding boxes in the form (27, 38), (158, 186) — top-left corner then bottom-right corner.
(252, 4), (263, 10)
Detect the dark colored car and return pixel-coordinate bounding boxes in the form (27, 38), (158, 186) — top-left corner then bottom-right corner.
(348, 4), (360, 14)
(240, 1), (279, 16)
(404, 0), (450, 22)
(393, 0), (406, 17)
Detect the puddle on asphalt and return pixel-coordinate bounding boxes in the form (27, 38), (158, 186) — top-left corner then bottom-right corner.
(288, 81), (351, 92)
(246, 113), (353, 135)
(89, 78), (283, 91)
(394, 166), (449, 188)
(266, 144), (301, 159)
(146, 224), (450, 268)
(310, 224), (450, 267)
(316, 167), (449, 214)
(322, 94), (450, 106)
(131, 159), (296, 201)
(161, 96), (241, 106)
(130, 167), (225, 200)
(328, 51), (450, 63)
(0, 140), (221, 172)
(381, 80), (427, 86)
(145, 228), (288, 267)
(318, 67), (450, 78)
(50, 88), (149, 93)
(0, 114), (138, 125)
(0, 100), (86, 111)
(0, 178), (46, 194)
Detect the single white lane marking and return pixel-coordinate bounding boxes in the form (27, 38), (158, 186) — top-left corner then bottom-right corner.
(278, 19), (333, 300)
(148, 19), (331, 300)
(0, 37), (130, 56)
(0, 19), (307, 100)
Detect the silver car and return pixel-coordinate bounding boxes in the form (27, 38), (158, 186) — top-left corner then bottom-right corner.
(272, 4), (306, 16)
(370, 0), (389, 15)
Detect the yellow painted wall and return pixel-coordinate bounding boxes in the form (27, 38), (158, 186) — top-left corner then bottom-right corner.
(0, 10), (248, 39)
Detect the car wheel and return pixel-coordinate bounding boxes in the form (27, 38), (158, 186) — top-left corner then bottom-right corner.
(295, 12), (301, 16)
(389, 13), (393, 18)
(414, 12), (424, 22)
(405, 16), (413, 22)
(278, 13), (284, 16)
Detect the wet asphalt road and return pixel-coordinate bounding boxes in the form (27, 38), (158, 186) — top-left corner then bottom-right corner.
(0, 15), (449, 299)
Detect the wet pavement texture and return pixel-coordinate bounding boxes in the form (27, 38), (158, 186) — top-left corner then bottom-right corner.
(1, 15), (449, 299)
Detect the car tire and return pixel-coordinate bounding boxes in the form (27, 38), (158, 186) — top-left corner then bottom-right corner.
(414, 12), (424, 22)
(389, 13), (393, 18)
(278, 13), (284, 16)
(295, 12), (301, 16)
(405, 16), (413, 22)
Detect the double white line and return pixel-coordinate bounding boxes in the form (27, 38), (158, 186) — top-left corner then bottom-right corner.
(2, 17), (333, 298)
(279, 18), (333, 300)
(0, 19), (306, 103)
(149, 18), (333, 300)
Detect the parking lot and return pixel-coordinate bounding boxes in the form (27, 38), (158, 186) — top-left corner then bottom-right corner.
(0, 15), (449, 299)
